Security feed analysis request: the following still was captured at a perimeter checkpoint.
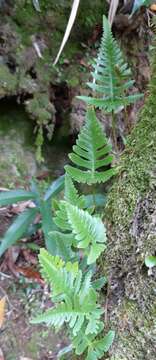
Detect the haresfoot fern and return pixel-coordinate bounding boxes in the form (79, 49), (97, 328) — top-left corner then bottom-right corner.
(73, 323), (115, 359)
(66, 203), (107, 264)
(65, 107), (115, 184)
(31, 249), (103, 336)
(78, 16), (142, 112)
(53, 199), (107, 264)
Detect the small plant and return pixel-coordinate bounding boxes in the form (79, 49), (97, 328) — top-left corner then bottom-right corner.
(78, 16), (143, 148)
(31, 249), (115, 359)
(0, 16), (129, 358)
(145, 255), (156, 268)
(31, 105), (116, 358)
(0, 176), (64, 256)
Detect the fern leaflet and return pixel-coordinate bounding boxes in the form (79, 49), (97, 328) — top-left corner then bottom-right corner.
(65, 107), (115, 184)
(54, 174), (86, 231)
(65, 203), (106, 264)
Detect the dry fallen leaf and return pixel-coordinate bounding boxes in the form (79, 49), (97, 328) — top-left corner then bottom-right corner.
(17, 266), (44, 285)
(0, 297), (6, 328)
(150, 4), (156, 11)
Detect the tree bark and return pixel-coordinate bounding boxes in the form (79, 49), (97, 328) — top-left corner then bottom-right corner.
(104, 51), (156, 360)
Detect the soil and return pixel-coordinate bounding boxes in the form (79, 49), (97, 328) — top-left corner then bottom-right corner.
(0, 273), (69, 360)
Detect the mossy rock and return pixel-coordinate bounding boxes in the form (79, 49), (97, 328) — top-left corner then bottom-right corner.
(103, 49), (156, 360)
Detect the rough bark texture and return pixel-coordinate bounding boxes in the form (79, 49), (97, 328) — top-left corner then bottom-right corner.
(104, 49), (156, 359)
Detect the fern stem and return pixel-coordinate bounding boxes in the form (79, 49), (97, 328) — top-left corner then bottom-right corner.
(111, 110), (118, 152)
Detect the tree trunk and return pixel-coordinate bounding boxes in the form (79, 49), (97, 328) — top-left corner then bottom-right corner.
(104, 49), (156, 360)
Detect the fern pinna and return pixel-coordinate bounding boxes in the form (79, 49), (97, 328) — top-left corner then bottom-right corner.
(78, 15), (142, 112)
(31, 249), (115, 359)
(52, 174), (107, 264)
(65, 107), (116, 184)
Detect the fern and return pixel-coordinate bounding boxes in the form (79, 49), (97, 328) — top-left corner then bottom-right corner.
(78, 16), (142, 112)
(53, 200), (106, 264)
(53, 174), (86, 231)
(31, 249), (104, 336)
(65, 107), (115, 184)
(65, 203), (107, 264)
(65, 174), (85, 207)
(73, 324), (115, 359)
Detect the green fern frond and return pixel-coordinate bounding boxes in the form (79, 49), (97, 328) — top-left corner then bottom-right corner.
(65, 203), (106, 264)
(31, 249), (103, 336)
(86, 331), (115, 360)
(78, 16), (142, 112)
(38, 248), (78, 299)
(31, 298), (103, 336)
(54, 174), (86, 230)
(65, 174), (85, 208)
(48, 230), (75, 261)
(65, 107), (115, 185)
(72, 323), (115, 359)
(54, 200), (70, 231)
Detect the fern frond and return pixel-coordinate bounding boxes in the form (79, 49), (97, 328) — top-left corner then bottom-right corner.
(86, 331), (115, 360)
(54, 174), (86, 230)
(72, 323), (115, 359)
(48, 231), (75, 261)
(31, 249), (103, 336)
(65, 107), (115, 185)
(78, 16), (142, 112)
(65, 174), (85, 208)
(38, 249), (78, 299)
(54, 200), (70, 231)
(31, 298), (103, 336)
(65, 203), (106, 264)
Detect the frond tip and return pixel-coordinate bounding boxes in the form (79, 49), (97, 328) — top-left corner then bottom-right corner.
(78, 16), (143, 112)
(65, 107), (116, 185)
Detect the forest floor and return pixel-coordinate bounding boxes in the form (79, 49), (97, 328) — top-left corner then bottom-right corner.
(0, 241), (69, 360)
(0, 204), (70, 360)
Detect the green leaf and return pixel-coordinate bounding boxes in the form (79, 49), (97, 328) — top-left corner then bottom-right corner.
(44, 175), (65, 201)
(86, 330), (115, 360)
(31, 250), (103, 336)
(39, 200), (57, 254)
(84, 194), (107, 208)
(65, 203), (107, 264)
(92, 277), (107, 290)
(0, 208), (37, 256)
(48, 231), (75, 261)
(78, 15), (142, 112)
(65, 174), (85, 208)
(65, 108), (116, 185)
(145, 255), (156, 268)
(0, 189), (36, 207)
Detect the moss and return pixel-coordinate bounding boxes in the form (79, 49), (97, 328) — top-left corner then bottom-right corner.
(106, 91), (156, 228)
(109, 297), (156, 360)
(0, 64), (17, 97)
(102, 46), (156, 360)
